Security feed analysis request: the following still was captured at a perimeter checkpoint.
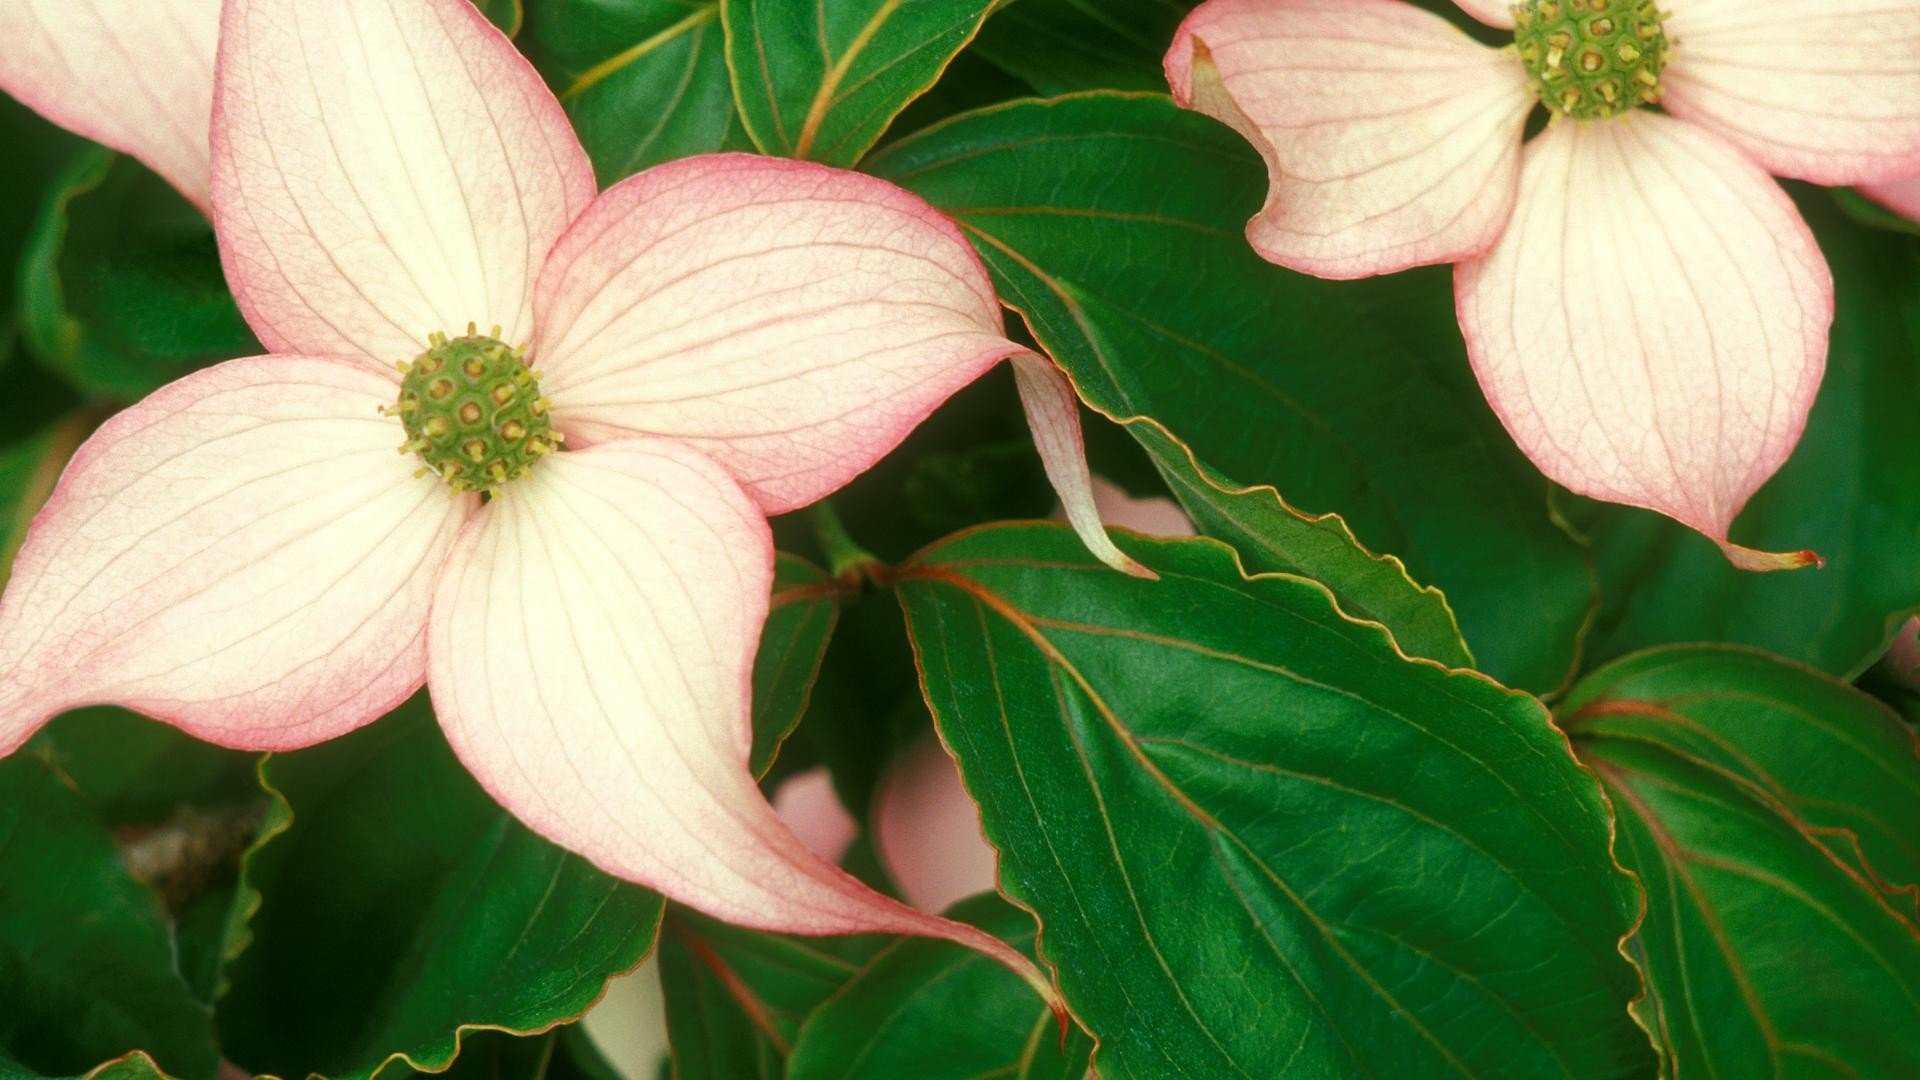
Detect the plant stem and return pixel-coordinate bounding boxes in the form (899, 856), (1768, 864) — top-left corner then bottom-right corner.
(808, 500), (884, 589)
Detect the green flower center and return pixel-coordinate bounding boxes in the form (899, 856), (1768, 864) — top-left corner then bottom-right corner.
(1513, 0), (1670, 120)
(393, 327), (557, 493)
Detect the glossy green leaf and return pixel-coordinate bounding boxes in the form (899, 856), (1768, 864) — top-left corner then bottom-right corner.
(896, 523), (1651, 1077)
(18, 149), (256, 401)
(1578, 200), (1920, 681)
(752, 555), (842, 778)
(0, 757), (219, 1079)
(867, 93), (1593, 694)
(524, 0), (742, 184)
(382, 1025), (623, 1080)
(472, 0), (523, 36)
(1134, 419), (1472, 668)
(723, 0), (998, 166)
(657, 910), (864, 1079)
(1567, 646), (1920, 1076)
(788, 893), (1094, 1080)
(26, 710), (264, 1005)
(969, 0), (1188, 94)
(27, 707), (259, 828)
(216, 698), (664, 1080)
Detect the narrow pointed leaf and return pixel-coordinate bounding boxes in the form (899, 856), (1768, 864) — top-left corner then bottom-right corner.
(723, 0), (998, 166)
(1134, 419), (1472, 668)
(788, 893), (1095, 1080)
(867, 93), (1592, 693)
(1567, 647), (1920, 1076)
(896, 523), (1651, 1077)
(752, 555), (843, 778)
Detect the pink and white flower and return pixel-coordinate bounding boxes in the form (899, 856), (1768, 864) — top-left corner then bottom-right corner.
(1166, 0), (1920, 570)
(0, 0), (1142, 996)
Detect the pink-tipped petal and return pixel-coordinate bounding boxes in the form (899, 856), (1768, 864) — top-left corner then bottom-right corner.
(1861, 176), (1920, 222)
(0, 0), (217, 213)
(530, 154), (1023, 514)
(1164, 0), (1534, 279)
(1451, 0), (1517, 28)
(212, 0), (596, 363)
(1009, 352), (1154, 578)
(0, 357), (469, 756)
(1457, 114), (1832, 567)
(1661, 0), (1920, 185)
(428, 439), (1054, 998)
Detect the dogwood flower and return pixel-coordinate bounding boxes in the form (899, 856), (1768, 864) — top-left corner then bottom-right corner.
(1167, 0), (1920, 570)
(0, 0), (1143, 995)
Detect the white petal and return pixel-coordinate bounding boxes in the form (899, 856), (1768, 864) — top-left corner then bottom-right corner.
(212, 0), (596, 363)
(1662, 0), (1920, 184)
(530, 154), (1023, 514)
(0, 0), (217, 211)
(1165, 0), (1534, 278)
(429, 439), (1054, 991)
(0, 356), (470, 755)
(1456, 115), (1832, 569)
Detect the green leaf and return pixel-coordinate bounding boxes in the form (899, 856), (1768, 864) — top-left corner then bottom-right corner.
(896, 523), (1651, 1078)
(657, 910), (865, 1079)
(28, 707), (259, 827)
(525, 1), (743, 185)
(0, 407), (91, 589)
(1578, 199), (1920, 681)
(18, 149), (257, 400)
(1566, 646), (1920, 1076)
(472, 0), (523, 36)
(752, 555), (842, 778)
(382, 1025), (623, 1080)
(0, 756), (220, 1079)
(1134, 419), (1473, 668)
(27, 710), (264, 1005)
(216, 698), (664, 1080)
(788, 893), (1094, 1080)
(723, 0), (998, 166)
(866, 93), (1593, 694)
(969, 0), (1189, 94)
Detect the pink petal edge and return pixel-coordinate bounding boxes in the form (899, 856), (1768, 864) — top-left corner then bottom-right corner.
(426, 438), (1057, 1005)
(1456, 115), (1832, 571)
(0, 0), (218, 212)
(1165, 0), (1534, 279)
(531, 152), (1023, 514)
(1661, 0), (1920, 186)
(0, 356), (468, 756)
(211, 0), (596, 364)
(1451, 0), (1517, 29)
(1860, 176), (1920, 223)
(1010, 352), (1155, 578)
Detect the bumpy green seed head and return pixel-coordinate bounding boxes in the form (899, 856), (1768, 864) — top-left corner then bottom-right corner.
(1513, 0), (1670, 120)
(395, 329), (556, 493)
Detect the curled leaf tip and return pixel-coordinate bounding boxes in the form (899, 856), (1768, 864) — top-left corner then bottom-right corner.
(1720, 542), (1825, 573)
